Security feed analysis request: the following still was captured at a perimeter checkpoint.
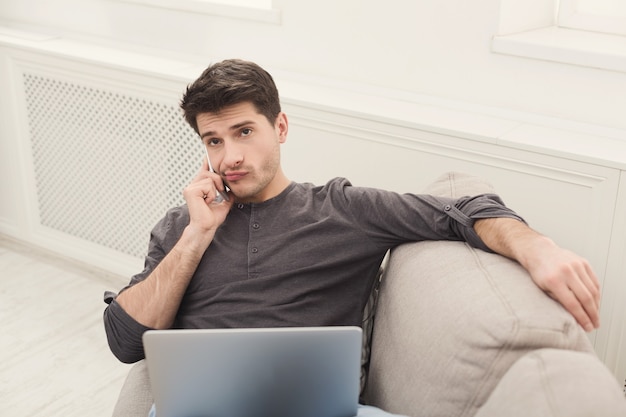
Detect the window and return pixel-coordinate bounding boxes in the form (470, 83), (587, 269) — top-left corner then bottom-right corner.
(492, 0), (626, 73)
(110, 0), (280, 24)
(195, 0), (271, 10)
(559, 0), (626, 36)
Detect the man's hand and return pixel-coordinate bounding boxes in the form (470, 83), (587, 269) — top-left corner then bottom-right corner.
(183, 158), (234, 243)
(474, 218), (601, 332)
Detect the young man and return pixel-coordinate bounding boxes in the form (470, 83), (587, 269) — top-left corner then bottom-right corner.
(103, 59), (601, 417)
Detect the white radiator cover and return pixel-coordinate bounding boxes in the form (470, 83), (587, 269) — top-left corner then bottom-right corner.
(22, 71), (199, 259)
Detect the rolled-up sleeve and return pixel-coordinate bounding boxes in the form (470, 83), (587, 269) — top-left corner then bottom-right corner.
(444, 193), (526, 252)
(103, 297), (152, 363)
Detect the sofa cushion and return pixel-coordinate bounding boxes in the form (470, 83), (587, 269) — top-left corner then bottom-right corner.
(112, 360), (153, 417)
(420, 171), (496, 197)
(364, 172), (595, 417)
(475, 349), (626, 417)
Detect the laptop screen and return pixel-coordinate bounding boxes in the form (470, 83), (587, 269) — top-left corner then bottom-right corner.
(143, 326), (362, 417)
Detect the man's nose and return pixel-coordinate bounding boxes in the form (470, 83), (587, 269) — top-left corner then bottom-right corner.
(221, 143), (243, 169)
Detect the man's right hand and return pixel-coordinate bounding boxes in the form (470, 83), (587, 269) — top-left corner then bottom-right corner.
(183, 158), (234, 245)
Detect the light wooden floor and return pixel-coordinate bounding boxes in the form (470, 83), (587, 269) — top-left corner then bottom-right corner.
(0, 234), (133, 417)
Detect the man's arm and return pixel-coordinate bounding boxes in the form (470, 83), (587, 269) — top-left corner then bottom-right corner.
(474, 217), (601, 332)
(116, 160), (233, 329)
(115, 227), (213, 329)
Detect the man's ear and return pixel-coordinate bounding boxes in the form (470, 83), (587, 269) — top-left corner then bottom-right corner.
(276, 112), (288, 143)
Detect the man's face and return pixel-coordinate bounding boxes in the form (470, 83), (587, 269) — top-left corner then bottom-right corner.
(196, 102), (288, 203)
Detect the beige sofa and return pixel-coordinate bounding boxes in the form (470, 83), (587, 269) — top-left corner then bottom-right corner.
(111, 172), (626, 417)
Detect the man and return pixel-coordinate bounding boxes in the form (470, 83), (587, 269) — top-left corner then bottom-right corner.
(103, 59), (600, 416)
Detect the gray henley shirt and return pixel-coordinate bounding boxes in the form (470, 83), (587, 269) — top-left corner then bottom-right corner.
(103, 177), (524, 363)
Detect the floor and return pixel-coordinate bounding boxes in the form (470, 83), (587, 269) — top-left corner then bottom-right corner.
(0, 234), (132, 417)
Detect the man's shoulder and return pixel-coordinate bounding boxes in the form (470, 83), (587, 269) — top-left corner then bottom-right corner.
(153, 204), (189, 234)
(289, 177), (367, 213)
(295, 177), (353, 194)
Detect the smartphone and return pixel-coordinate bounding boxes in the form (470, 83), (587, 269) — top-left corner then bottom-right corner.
(204, 146), (230, 203)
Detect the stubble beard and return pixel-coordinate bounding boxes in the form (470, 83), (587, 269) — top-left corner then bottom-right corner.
(229, 146), (282, 203)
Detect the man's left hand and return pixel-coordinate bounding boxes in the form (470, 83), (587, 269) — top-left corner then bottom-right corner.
(474, 217), (601, 332)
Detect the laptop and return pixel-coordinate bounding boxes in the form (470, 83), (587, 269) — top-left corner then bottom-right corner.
(142, 326), (362, 417)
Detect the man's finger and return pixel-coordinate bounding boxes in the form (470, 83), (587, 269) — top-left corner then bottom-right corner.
(548, 282), (595, 332)
(583, 262), (601, 304)
(568, 272), (600, 329)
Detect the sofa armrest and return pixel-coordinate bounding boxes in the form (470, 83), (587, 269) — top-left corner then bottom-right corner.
(364, 240), (594, 417)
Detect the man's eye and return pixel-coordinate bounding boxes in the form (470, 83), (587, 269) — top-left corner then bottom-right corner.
(241, 128), (252, 137)
(208, 138), (221, 146)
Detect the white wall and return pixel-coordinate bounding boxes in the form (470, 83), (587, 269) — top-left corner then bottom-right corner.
(0, 0), (625, 131)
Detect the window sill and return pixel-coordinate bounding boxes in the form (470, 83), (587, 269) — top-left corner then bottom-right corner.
(109, 0), (281, 25)
(492, 26), (626, 73)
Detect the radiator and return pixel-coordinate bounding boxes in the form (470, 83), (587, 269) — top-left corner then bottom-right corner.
(22, 71), (200, 260)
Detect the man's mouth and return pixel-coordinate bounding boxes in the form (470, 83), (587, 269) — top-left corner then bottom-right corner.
(224, 171), (247, 182)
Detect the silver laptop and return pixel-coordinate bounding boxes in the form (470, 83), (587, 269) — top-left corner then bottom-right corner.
(143, 326), (362, 417)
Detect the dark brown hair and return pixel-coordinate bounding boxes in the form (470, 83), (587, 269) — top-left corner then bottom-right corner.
(180, 59), (281, 134)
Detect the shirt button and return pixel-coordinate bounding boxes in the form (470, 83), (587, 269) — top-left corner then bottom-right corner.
(252, 223), (260, 229)
(444, 204), (451, 211)
(237, 203), (244, 209)
(251, 247), (258, 253)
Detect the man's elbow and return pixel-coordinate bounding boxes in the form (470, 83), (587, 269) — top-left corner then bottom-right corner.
(103, 303), (148, 364)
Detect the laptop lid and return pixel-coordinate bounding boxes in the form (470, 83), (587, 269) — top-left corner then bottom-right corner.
(143, 326), (362, 417)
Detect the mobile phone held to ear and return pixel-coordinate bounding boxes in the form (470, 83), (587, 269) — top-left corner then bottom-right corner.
(204, 146), (230, 203)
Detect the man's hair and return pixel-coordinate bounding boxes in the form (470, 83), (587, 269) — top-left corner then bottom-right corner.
(180, 59), (281, 134)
